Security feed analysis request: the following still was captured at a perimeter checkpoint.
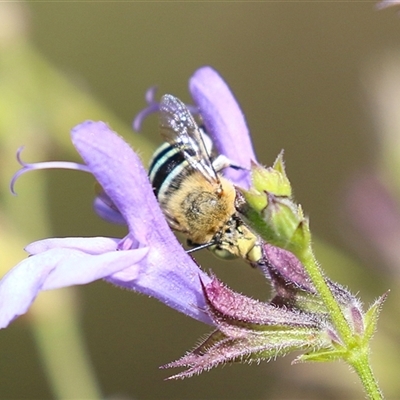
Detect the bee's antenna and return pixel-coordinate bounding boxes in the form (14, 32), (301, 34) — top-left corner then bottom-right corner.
(186, 241), (215, 254)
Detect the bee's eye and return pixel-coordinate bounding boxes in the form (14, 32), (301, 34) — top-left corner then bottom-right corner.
(209, 245), (238, 260)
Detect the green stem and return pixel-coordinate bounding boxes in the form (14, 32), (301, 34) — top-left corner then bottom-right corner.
(349, 352), (383, 400)
(299, 247), (352, 341)
(299, 247), (383, 399)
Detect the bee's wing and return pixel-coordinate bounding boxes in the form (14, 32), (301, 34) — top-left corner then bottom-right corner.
(159, 94), (220, 185)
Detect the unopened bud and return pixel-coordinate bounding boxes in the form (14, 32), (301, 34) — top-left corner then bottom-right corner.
(251, 153), (291, 199)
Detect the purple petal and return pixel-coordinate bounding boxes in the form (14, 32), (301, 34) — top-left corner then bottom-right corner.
(71, 121), (173, 245)
(0, 246), (148, 329)
(93, 194), (127, 225)
(26, 237), (121, 255)
(71, 122), (213, 324)
(107, 254), (212, 324)
(189, 66), (256, 188)
(14, 234), (213, 325)
(5, 121), (213, 326)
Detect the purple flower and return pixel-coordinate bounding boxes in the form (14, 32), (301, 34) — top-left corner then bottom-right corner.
(1, 121), (213, 329)
(3, 67), (374, 383)
(2, 66), (258, 330)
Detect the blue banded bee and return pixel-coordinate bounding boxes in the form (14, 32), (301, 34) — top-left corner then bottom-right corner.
(149, 94), (263, 265)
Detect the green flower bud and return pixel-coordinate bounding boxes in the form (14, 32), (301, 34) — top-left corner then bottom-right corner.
(262, 194), (300, 243)
(241, 186), (268, 212)
(251, 152), (292, 197)
(237, 155), (313, 262)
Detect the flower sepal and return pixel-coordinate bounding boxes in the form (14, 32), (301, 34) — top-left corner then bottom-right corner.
(163, 275), (332, 379)
(251, 152), (291, 197)
(293, 347), (347, 364)
(237, 156), (317, 270)
(363, 292), (389, 343)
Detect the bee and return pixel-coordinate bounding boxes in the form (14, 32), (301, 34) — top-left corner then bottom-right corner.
(149, 94), (263, 266)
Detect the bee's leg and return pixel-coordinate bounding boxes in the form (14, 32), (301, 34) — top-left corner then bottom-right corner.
(212, 154), (247, 172)
(163, 210), (186, 232)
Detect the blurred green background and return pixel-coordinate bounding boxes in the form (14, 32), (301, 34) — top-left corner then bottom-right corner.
(1, 2), (400, 399)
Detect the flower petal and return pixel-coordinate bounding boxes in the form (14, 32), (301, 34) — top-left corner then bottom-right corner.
(93, 194), (127, 225)
(11, 234), (213, 325)
(107, 250), (213, 324)
(0, 246), (148, 329)
(26, 236), (121, 255)
(71, 122), (213, 324)
(189, 67), (255, 187)
(71, 121), (172, 245)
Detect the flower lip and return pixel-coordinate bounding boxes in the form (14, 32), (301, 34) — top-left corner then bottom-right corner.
(1, 120), (214, 329)
(0, 244), (150, 329)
